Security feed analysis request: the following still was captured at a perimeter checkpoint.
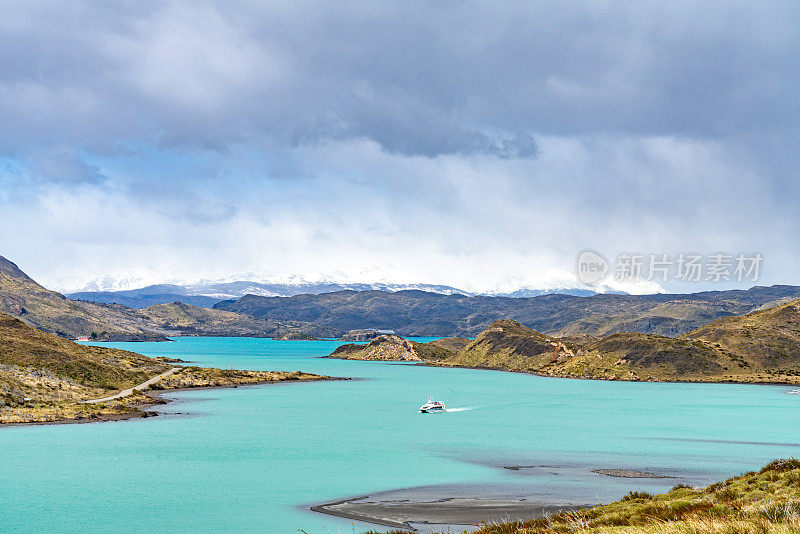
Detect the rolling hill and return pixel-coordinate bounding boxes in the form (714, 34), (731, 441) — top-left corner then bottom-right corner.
(0, 255), (169, 340)
(683, 298), (800, 373)
(139, 301), (336, 339)
(328, 334), (470, 362)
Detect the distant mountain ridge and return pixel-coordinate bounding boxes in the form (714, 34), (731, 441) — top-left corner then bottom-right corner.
(0, 255), (329, 340)
(68, 280), (609, 308)
(10, 252), (800, 342)
(69, 285), (224, 309)
(68, 281), (474, 308)
(214, 285), (800, 338)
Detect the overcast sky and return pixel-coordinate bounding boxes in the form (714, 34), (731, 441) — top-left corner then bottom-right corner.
(1, 1), (799, 293)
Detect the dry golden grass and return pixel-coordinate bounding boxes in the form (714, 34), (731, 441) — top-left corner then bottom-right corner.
(153, 366), (329, 389)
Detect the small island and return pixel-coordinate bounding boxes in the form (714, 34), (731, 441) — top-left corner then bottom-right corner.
(329, 334), (471, 362)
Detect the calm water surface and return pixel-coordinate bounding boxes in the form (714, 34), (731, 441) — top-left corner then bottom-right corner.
(1, 337), (799, 533)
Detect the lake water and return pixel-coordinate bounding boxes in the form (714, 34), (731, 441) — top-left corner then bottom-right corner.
(1, 337), (800, 533)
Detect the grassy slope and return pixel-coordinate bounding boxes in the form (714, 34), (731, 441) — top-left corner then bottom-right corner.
(431, 300), (800, 383)
(0, 311), (330, 423)
(0, 256), (168, 340)
(138, 301), (333, 338)
(0, 311), (170, 407)
(444, 320), (579, 371)
(0, 255), (331, 341)
(372, 460), (800, 534)
(682, 300), (800, 375)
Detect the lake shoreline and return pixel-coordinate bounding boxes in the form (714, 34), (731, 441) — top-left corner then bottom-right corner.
(308, 464), (687, 531)
(325, 354), (800, 386)
(414, 361), (800, 386)
(310, 495), (583, 532)
(0, 376), (346, 428)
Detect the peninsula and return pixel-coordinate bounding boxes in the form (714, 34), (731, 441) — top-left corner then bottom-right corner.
(328, 299), (800, 384)
(0, 311), (331, 425)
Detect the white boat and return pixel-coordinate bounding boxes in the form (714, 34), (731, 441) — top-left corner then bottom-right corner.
(419, 397), (445, 413)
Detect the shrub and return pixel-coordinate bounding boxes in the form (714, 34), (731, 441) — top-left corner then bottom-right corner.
(622, 490), (654, 501)
(760, 458), (800, 473)
(715, 486), (740, 501)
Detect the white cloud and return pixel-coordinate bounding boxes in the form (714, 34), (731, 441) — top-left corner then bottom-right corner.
(2, 134), (793, 293)
(0, 1), (797, 293)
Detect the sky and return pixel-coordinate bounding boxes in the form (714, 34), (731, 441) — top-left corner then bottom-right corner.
(1, 1), (799, 294)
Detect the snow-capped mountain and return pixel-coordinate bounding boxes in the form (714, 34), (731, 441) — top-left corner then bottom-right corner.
(181, 280), (473, 300)
(67, 274), (629, 309)
(68, 279), (475, 308)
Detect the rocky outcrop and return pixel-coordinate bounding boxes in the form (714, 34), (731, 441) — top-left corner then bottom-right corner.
(340, 329), (380, 341)
(329, 335), (422, 361)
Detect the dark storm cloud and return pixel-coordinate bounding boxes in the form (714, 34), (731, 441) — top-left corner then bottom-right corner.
(2, 1), (800, 291)
(1, 1), (798, 158)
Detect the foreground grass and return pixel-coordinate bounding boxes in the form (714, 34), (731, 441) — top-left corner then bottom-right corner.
(364, 460), (800, 534)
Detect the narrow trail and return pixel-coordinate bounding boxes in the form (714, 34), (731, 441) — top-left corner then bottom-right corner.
(81, 368), (181, 404)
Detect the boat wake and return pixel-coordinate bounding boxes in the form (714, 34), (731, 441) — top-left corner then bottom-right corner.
(445, 406), (477, 412)
(787, 389), (800, 396)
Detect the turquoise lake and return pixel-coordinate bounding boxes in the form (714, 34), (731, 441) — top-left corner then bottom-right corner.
(2, 337), (800, 533)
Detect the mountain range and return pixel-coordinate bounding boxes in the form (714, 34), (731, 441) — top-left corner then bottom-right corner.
(0, 255), (330, 340)
(7, 252), (800, 342)
(213, 285), (800, 337)
(67, 281), (608, 308)
(4, 251), (800, 386)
